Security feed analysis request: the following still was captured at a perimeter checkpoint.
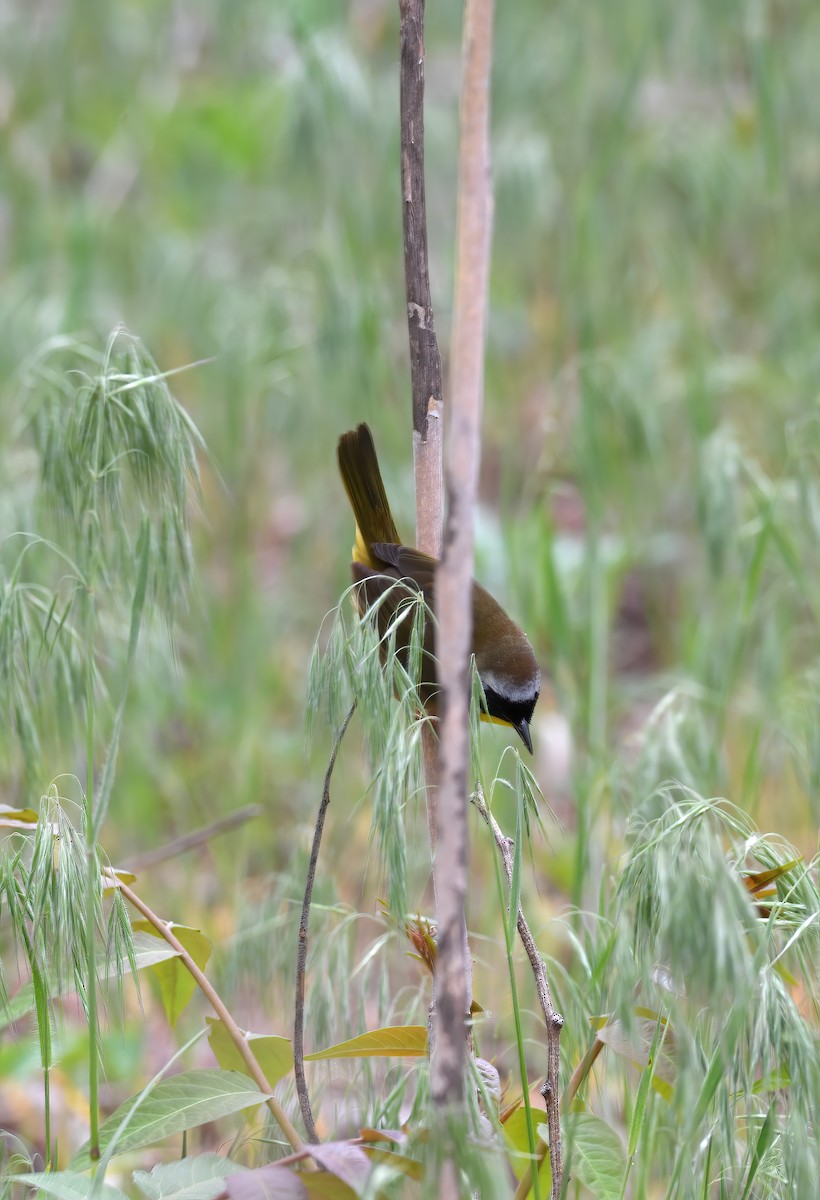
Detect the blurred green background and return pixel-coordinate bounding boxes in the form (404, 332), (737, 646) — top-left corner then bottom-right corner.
(1, 0), (819, 1160)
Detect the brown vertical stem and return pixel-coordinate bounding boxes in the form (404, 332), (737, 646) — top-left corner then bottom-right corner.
(399, 0), (445, 561)
(399, 0), (444, 861)
(429, 0), (494, 1127)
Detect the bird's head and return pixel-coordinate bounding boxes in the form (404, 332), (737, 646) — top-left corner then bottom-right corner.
(480, 665), (541, 754)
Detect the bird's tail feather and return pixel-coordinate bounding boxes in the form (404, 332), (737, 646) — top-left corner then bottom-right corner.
(337, 424), (401, 564)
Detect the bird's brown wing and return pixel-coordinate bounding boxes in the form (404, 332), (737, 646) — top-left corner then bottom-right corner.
(369, 543), (438, 597)
(351, 547), (438, 706)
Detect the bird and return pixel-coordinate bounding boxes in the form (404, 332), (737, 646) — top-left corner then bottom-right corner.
(337, 423), (540, 753)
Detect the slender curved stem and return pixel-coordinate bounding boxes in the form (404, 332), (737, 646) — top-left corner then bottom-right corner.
(293, 703), (356, 1142)
(106, 871), (306, 1156)
(562, 1035), (605, 1114)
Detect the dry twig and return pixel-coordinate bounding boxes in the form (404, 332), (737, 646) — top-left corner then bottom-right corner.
(122, 805), (261, 871)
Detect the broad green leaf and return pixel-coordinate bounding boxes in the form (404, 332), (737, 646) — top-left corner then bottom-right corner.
(503, 1108), (552, 1194)
(206, 1017), (293, 1086)
(503, 1106), (541, 1162)
(304, 1025), (427, 1060)
(7, 1173), (127, 1200)
(71, 1070), (271, 1168)
(133, 1154), (238, 1200)
(133, 920), (212, 1025)
(109, 926), (183, 974)
(556, 1113), (626, 1200)
(751, 1066), (791, 1094)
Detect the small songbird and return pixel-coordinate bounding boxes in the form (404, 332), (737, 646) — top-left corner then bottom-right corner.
(337, 423), (540, 753)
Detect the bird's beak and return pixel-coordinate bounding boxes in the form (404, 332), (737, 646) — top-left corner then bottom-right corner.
(514, 718), (533, 755)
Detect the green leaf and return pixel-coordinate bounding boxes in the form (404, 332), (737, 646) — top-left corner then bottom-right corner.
(133, 1154), (238, 1199)
(206, 1017), (293, 1086)
(556, 1113), (626, 1200)
(0, 803), (39, 828)
(132, 921), (212, 1025)
(71, 1070), (271, 1168)
(304, 1025), (427, 1060)
(114, 929), (183, 974)
(503, 1108), (551, 1193)
(751, 1066), (791, 1094)
(620, 1011), (665, 1199)
(7, 1173), (127, 1200)
(740, 1103), (778, 1200)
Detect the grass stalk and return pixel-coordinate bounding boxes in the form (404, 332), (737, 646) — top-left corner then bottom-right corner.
(16, 914), (54, 1171)
(561, 1035), (604, 1113)
(474, 780), (563, 1200)
(84, 599), (101, 1161)
(619, 1011), (665, 1200)
(502, 896), (542, 1200)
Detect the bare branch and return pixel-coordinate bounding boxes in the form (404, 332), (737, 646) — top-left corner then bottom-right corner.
(399, 0), (444, 863)
(429, 0), (495, 1116)
(122, 805), (262, 871)
(399, 0), (445, 558)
